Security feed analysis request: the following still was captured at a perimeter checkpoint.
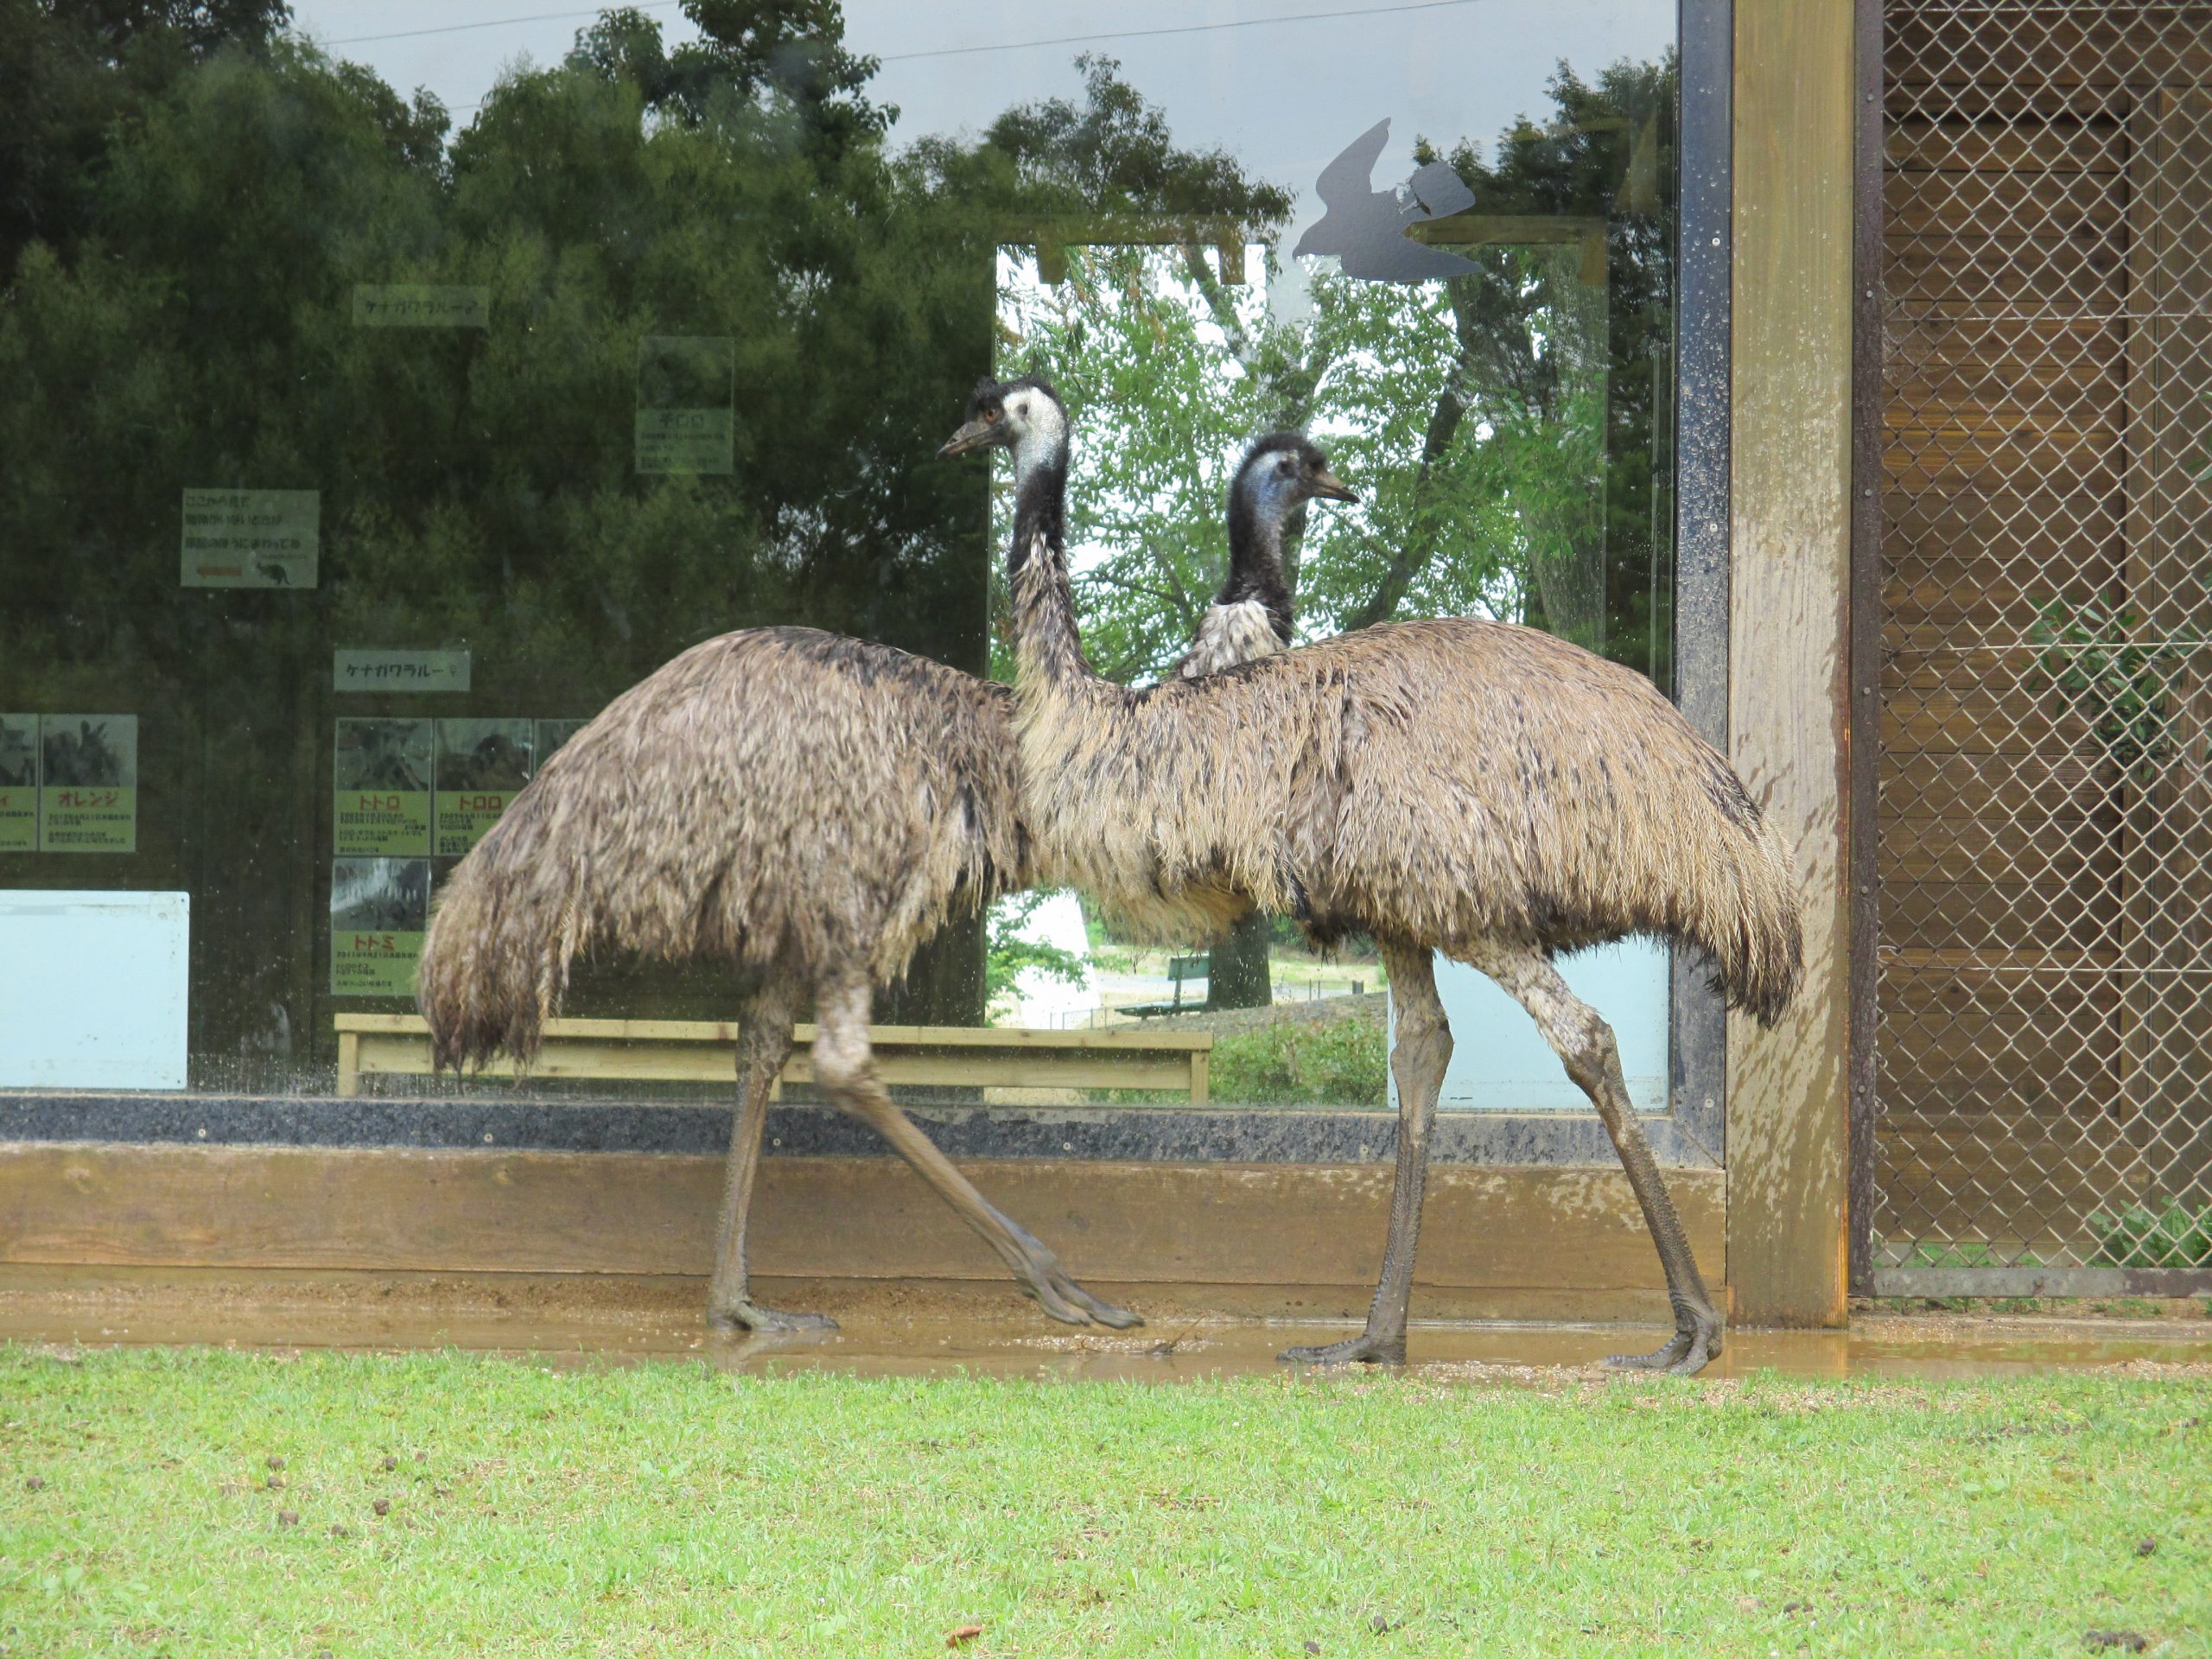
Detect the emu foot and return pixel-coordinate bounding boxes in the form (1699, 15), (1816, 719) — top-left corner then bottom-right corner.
(1017, 1256), (1143, 1330)
(1603, 1314), (1720, 1376)
(706, 1300), (839, 1337)
(1278, 1331), (1406, 1366)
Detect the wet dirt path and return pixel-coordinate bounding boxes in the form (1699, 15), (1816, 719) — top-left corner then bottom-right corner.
(4, 1268), (2209, 1380)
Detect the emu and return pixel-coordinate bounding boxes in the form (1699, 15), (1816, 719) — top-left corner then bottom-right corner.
(941, 377), (1802, 1375)
(416, 428), (1352, 1335)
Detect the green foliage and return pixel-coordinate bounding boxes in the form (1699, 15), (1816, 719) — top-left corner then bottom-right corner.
(989, 55), (1677, 688)
(982, 890), (1087, 1007)
(1210, 1014), (1386, 1107)
(2090, 1199), (2212, 1269)
(2028, 594), (2205, 780)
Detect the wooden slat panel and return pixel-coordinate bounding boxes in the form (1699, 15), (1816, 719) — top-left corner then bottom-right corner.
(0, 1145), (1725, 1297)
(1880, 809), (2120, 886)
(1880, 491), (2122, 565)
(1885, 16), (2212, 87)
(1884, 235), (2126, 307)
(1884, 168), (2124, 238)
(1885, 117), (2126, 174)
(1878, 751), (2115, 819)
(1878, 877), (2124, 953)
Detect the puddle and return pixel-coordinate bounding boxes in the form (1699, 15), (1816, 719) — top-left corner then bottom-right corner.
(3, 1273), (2207, 1381)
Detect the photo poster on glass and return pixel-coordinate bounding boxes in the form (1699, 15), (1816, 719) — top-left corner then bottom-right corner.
(37, 715), (137, 853)
(0, 715), (37, 852)
(180, 487), (321, 589)
(330, 856), (431, 996)
(333, 718), (433, 856)
(635, 335), (735, 475)
(433, 718), (534, 857)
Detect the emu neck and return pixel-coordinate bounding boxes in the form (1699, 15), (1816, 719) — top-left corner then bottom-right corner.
(1222, 490), (1296, 646)
(1007, 434), (1094, 689)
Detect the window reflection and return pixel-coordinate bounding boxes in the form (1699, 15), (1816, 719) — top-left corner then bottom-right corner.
(0, 1), (1679, 1103)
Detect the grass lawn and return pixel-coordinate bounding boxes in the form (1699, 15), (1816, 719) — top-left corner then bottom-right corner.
(2, 1346), (2204, 1656)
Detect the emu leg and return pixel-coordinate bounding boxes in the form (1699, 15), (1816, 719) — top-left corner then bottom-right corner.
(706, 982), (834, 1334)
(810, 973), (1141, 1331)
(1472, 944), (1722, 1376)
(1281, 941), (1451, 1366)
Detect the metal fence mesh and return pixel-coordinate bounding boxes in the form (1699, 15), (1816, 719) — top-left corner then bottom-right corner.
(1875, 2), (2212, 1271)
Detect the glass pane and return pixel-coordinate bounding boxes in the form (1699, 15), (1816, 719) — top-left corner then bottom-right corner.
(1, 0), (1682, 1111)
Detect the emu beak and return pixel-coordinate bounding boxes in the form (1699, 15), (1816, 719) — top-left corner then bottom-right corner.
(1310, 468), (1358, 504)
(938, 418), (998, 459)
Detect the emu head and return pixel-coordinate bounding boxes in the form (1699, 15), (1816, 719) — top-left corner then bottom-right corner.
(1233, 433), (1357, 529)
(938, 375), (1066, 467)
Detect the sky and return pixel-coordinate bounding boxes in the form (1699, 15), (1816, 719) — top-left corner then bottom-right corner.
(287, 0), (1675, 242)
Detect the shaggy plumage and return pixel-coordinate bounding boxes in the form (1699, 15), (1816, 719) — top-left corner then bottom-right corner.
(953, 375), (1803, 1376)
(419, 629), (1027, 1071)
(415, 410), (1348, 1336)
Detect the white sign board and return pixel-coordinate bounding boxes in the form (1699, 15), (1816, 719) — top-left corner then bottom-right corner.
(0, 890), (189, 1090)
(333, 650), (472, 694)
(181, 488), (320, 589)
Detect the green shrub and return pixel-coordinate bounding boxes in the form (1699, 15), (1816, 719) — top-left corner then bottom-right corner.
(1209, 1017), (1387, 1107)
(2088, 1199), (2212, 1268)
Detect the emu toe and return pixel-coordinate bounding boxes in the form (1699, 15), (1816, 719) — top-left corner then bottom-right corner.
(1603, 1316), (1720, 1376)
(1278, 1332), (1407, 1366)
(706, 1301), (840, 1337)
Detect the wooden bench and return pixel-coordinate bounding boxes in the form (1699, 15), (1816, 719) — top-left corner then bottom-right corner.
(334, 1014), (1211, 1103)
(1120, 954), (1211, 1019)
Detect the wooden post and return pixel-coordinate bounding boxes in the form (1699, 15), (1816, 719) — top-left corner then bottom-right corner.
(336, 1029), (359, 1099)
(1190, 1046), (1210, 1108)
(1726, 0), (1857, 1325)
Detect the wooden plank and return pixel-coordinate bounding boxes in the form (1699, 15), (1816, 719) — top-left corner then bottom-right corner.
(336, 1031), (359, 1099)
(1727, 0), (1853, 1327)
(0, 1144), (1726, 1301)
(334, 1012), (1211, 1053)
(1885, 117), (2125, 175)
(1878, 752), (2113, 819)
(1882, 235), (2126, 308)
(1879, 809), (2120, 887)
(1883, 168), (2123, 238)
(352, 1037), (1198, 1093)
(1878, 878), (2122, 955)
(1885, 16), (2212, 89)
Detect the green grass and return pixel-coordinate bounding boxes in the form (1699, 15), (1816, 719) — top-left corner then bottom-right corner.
(3, 1349), (2207, 1656)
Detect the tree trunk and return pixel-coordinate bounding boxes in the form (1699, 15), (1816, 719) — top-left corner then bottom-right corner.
(1206, 911), (1274, 1009)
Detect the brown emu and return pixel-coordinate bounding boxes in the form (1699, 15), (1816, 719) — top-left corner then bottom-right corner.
(941, 378), (1802, 1375)
(416, 426), (1352, 1334)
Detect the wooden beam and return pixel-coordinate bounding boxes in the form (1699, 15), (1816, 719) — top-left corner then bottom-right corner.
(0, 1144), (1723, 1314)
(1727, 0), (1856, 1325)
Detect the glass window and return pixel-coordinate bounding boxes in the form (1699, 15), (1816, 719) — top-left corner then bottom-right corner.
(1, 0), (1682, 1111)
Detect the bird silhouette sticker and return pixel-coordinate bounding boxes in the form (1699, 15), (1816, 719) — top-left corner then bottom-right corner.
(1294, 118), (1480, 283)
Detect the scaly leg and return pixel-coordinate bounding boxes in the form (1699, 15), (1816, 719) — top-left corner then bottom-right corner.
(706, 981), (834, 1333)
(810, 973), (1141, 1330)
(1470, 943), (1722, 1375)
(1282, 940), (1451, 1366)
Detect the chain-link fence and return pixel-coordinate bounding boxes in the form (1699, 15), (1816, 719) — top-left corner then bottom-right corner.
(1872, 2), (2212, 1290)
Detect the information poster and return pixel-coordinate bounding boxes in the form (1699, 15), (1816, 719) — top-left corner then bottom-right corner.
(38, 715), (137, 853)
(635, 336), (734, 475)
(534, 718), (591, 766)
(333, 719), (432, 856)
(433, 718), (533, 856)
(181, 488), (321, 589)
(330, 857), (430, 996)
(352, 284), (491, 328)
(0, 715), (38, 852)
